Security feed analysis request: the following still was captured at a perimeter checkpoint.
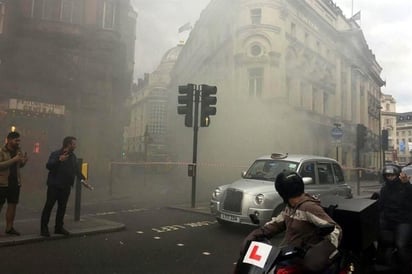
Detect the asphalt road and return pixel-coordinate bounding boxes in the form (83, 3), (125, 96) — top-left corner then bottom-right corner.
(0, 199), (258, 274)
(0, 174), (381, 274)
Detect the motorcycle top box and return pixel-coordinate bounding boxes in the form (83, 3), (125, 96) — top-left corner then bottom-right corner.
(320, 196), (379, 251)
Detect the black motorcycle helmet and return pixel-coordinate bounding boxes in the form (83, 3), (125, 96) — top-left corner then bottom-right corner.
(382, 164), (401, 182)
(275, 171), (304, 204)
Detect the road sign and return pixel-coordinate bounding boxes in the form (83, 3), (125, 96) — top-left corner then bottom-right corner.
(331, 127), (344, 139)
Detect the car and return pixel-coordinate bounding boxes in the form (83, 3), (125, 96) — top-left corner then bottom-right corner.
(210, 153), (353, 226)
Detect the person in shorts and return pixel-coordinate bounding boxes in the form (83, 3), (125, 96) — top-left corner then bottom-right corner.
(0, 131), (28, 235)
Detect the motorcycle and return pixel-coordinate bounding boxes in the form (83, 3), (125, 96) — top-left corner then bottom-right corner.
(233, 214), (352, 274)
(234, 195), (388, 274)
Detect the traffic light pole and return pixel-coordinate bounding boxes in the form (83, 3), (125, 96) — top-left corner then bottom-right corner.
(177, 84), (217, 208)
(191, 90), (200, 208)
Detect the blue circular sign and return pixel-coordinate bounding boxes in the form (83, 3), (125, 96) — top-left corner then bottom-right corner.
(331, 127), (344, 139)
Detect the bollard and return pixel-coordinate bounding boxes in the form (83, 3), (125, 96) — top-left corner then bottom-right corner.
(74, 158), (83, 221)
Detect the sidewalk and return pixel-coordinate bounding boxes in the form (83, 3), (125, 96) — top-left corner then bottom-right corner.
(0, 216), (125, 248)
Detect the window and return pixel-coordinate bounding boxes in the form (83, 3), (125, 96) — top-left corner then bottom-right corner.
(149, 102), (166, 135)
(317, 163), (333, 184)
(250, 45), (262, 56)
(0, 2), (5, 34)
(299, 82), (305, 107)
(32, 0), (43, 18)
(31, 0), (57, 20)
(248, 68), (263, 97)
(323, 92), (328, 114)
(311, 88), (316, 111)
(300, 162), (315, 183)
(250, 8), (261, 24)
(291, 23), (296, 36)
(103, 0), (116, 29)
(61, 0), (83, 24)
(332, 163), (345, 183)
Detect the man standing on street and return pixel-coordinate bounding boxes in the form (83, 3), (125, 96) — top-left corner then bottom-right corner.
(40, 136), (86, 237)
(0, 131), (28, 236)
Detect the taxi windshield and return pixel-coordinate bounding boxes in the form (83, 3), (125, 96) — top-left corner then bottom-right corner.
(244, 160), (299, 181)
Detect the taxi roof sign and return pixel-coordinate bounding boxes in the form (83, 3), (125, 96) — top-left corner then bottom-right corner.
(270, 153), (288, 159)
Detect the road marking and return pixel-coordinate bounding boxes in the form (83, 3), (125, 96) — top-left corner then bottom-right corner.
(152, 220), (216, 233)
(94, 211), (117, 216)
(87, 207), (148, 217)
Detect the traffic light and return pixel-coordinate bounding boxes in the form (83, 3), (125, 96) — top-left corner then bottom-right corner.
(382, 129), (389, 151)
(177, 84), (194, 127)
(356, 124), (367, 150)
(200, 85), (217, 127)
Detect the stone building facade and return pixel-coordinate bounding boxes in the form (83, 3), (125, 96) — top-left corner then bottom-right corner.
(125, 44), (183, 162)
(396, 112), (412, 164)
(166, 0), (384, 178)
(0, 0), (137, 186)
(381, 94), (397, 163)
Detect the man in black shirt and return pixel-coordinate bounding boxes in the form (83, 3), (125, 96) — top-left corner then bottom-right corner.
(40, 136), (86, 237)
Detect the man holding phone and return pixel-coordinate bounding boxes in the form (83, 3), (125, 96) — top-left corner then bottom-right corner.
(40, 136), (90, 237)
(0, 131), (28, 236)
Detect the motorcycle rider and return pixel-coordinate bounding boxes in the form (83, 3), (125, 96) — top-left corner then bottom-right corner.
(376, 164), (412, 274)
(240, 171), (342, 273)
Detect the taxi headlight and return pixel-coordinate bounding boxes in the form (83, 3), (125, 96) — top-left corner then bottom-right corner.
(255, 194), (265, 205)
(212, 188), (222, 199)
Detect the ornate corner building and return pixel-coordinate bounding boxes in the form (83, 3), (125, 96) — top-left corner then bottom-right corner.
(124, 44), (183, 163)
(166, 0), (384, 175)
(0, 0), (137, 185)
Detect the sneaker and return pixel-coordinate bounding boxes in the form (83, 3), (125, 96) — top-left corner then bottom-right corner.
(5, 227), (21, 236)
(54, 227), (70, 236)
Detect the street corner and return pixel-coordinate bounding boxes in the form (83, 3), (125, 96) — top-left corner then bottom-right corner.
(65, 216), (126, 236)
(0, 216), (126, 248)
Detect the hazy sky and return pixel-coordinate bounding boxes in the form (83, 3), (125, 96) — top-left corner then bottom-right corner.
(132, 0), (412, 113)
